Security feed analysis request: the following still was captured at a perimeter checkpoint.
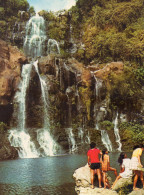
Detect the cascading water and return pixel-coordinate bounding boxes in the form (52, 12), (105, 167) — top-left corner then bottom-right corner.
(101, 130), (113, 152)
(93, 75), (113, 150)
(8, 64), (39, 158)
(23, 13), (47, 58)
(113, 112), (122, 151)
(33, 60), (59, 156)
(66, 128), (77, 153)
(9, 13), (61, 158)
(47, 39), (60, 54)
(94, 76), (103, 129)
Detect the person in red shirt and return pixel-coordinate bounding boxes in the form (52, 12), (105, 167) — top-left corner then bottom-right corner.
(87, 142), (102, 189)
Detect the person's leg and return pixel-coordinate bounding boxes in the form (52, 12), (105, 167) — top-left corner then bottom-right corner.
(103, 171), (106, 188)
(140, 171), (144, 188)
(133, 170), (140, 190)
(90, 169), (95, 188)
(96, 169), (102, 188)
(105, 176), (111, 189)
(111, 175), (121, 189)
(109, 167), (117, 177)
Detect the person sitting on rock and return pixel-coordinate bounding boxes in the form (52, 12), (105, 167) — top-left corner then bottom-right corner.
(100, 149), (111, 189)
(130, 144), (144, 191)
(111, 152), (132, 189)
(87, 142), (102, 189)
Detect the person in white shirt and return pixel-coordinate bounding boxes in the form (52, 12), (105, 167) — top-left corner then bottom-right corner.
(111, 152), (132, 189)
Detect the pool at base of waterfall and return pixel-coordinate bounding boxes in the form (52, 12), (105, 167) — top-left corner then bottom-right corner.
(0, 153), (136, 194)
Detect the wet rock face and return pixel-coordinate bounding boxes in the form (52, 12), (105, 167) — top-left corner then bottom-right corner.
(0, 39), (27, 105)
(0, 39), (27, 123)
(0, 133), (18, 160)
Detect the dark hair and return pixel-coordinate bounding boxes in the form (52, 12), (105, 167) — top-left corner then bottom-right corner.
(102, 149), (107, 161)
(133, 145), (139, 150)
(90, 142), (96, 149)
(139, 144), (144, 148)
(118, 152), (125, 165)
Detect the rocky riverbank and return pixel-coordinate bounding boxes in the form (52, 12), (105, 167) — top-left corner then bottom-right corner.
(73, 164), (144, 195)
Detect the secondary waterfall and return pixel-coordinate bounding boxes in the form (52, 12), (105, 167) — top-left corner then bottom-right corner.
(113, 112), (122, 151)
(47, 39), (60, 54)
(94, 76), (103, 129)
(66, 128), (77, 153)
(33, 60), (59, 156)
(23, 13), (47, 58)
(93, 75), (112, 150)
(8, 64), (39, 158)
(101, 130), (112, 152)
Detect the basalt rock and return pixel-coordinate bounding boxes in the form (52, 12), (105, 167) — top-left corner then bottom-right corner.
(0, 39), (27, 123)
(0, 132), (18, 160)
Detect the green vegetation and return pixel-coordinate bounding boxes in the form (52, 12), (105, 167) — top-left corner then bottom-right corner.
(100, 121), (114, 131)
(108, 66), (142, 109)
(70, 0), (144, 65)
(119, 122), (144, 148)
(79, 87), (92, 120)
(0, 0), (34, 40)
(0, 122), (8, 133)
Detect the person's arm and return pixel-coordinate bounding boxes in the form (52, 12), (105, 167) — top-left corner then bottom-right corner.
(120, 165), (125, 173)
(87, 155), (91, 167)
(107, 155), (110, 167)
(138, 155), (143, 167)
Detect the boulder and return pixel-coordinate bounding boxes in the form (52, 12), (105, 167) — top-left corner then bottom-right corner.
(73, 164), (91, 188)
(73, 164), (115, 194)
(75, 186), (118, 195)
(73, 164), (144, 195)
(112, 177), (133, 191)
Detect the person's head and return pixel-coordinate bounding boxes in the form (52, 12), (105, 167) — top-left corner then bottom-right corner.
(102, 149), (108, 155)
(118, 152), (126, 165)
(90, 142), (96, 149)
(102, 149), (108, 161)
(139, 144), (144, 150)
(133, 145), (139, 150)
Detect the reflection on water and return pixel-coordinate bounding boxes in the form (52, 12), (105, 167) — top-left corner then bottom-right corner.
(0, 154), (87, 195)
(0, 152), (141, 195)
(0, 183), (75, 195)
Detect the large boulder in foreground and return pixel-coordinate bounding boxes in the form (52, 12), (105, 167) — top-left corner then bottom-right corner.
(73, 165), (144, 195)
(112, 177), (133, 191)
(73, 164), (115, 195)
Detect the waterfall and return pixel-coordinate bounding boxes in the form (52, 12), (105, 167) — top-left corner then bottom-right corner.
(94, 76), (103, 129)
(101, 130), (112, 152)
(33, 60), (59, 156)
(66, 128), (77, 153)
(23, 13), (47, 58)
(113, 112), (122, 152)
(78, 127), (84, 143)
(8, 64), (39, 158)
(47, 39), (60, 54)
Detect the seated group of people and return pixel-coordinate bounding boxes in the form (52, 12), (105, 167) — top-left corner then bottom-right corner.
(87, 142), (144, 190)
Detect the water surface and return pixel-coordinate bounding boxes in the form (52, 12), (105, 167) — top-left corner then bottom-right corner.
(0, 152), (142, 195)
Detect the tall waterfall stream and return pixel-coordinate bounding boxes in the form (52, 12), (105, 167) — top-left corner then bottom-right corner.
(8, 13), (122, 158)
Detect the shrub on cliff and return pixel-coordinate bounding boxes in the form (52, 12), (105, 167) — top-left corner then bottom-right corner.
(100, 121), (114, 131)
(119, 122), (144, 148)
(108, 66), (142, 110)
(0, 122), (8, 133)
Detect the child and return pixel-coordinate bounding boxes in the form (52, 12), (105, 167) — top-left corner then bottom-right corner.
(101, 149), (117, 188)
(111, 152), (132, 189)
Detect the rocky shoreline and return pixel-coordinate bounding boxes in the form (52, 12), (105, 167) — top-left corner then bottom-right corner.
(73, 164), (144, 195)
